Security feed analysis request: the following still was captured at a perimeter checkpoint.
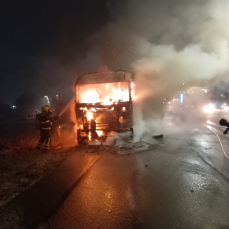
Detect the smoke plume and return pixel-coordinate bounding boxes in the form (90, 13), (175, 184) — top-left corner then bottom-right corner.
(89, 0), (229, 140)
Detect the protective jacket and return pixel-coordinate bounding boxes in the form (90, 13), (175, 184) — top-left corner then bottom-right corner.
(39, 112), (53, 130)
(36, 112), (53, 150)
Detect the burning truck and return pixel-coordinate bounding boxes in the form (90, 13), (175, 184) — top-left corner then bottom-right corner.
(75, 70), (134, 144)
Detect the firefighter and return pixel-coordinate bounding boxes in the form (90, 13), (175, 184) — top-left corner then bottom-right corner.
(36, 105), (55, 151)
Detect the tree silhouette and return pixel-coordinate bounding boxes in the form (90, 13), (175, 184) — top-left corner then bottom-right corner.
(0, 102), (10, 115)
(15, 92), (40, 111)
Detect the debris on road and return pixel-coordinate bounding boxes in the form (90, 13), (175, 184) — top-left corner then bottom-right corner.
(107, 141), (157, 155)
(153, 134), (164, 139)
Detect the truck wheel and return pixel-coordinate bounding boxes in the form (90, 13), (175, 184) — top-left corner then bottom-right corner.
(78, 137), (84, 145)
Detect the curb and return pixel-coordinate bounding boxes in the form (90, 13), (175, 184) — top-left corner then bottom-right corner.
(0, 153), (101, 229)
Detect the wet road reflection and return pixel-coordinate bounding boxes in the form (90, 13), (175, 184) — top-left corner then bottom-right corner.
(39, 114), (229, 229)
(43, 154), (138, 229)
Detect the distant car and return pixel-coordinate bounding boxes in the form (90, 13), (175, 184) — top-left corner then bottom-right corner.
(203, 102), (228, 113)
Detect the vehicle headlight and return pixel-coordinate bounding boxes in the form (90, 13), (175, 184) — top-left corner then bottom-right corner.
(204, 104), (215, 113)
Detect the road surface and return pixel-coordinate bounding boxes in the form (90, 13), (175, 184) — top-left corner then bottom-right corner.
(38, 112), (229, 229)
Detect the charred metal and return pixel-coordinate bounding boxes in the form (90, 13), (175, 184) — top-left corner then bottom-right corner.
(75, 71), (134, 144)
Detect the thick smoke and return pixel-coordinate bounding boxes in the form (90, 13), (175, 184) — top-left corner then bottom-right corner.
(91, 0), (229, 140)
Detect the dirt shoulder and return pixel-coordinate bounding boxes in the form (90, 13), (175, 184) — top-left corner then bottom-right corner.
(0, 134), (83, 207)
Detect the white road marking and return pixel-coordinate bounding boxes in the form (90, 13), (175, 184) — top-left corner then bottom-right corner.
(206, 120), (227, 130)
(200, 122), (229, 159)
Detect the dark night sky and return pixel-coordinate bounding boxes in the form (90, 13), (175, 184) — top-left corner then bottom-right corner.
(0, 0), (109, 104)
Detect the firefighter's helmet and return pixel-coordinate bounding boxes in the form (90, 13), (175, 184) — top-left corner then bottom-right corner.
(41, 105), (52, 113)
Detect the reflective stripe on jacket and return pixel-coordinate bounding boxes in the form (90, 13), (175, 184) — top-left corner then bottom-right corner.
(39, 112), (52, 130)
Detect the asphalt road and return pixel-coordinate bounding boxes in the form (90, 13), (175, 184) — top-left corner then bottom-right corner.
(38, 112), (229, 229)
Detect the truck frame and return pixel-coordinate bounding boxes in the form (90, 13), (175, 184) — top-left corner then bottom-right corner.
(75, 70), (134, 144)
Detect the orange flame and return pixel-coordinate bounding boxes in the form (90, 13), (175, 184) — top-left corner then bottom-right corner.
(77, 81), (134, 141)
(96, 130), (103, 136)
(80, 82), (129, 104)
(86, 111), (93, 120)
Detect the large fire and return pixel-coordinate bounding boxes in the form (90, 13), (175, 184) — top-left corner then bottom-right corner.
(77, 81), (134, 141)
(80, 82), (129, 105)
(86, 111), (93, 120)
(84, 111), (103, 139)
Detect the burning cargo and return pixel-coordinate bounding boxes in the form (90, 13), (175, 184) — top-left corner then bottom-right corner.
(75, 70), (134, 144)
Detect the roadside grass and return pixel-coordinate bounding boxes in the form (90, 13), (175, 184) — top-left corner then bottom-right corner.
(0, 133), (79, 207)
(0, 135), (38, 152)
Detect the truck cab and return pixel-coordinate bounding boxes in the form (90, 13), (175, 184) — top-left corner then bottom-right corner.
(75, 70), (134, 144)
